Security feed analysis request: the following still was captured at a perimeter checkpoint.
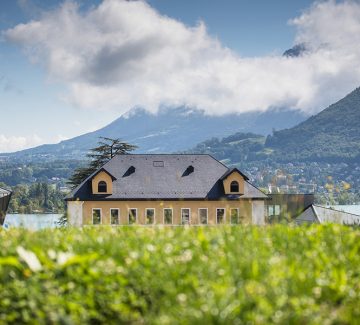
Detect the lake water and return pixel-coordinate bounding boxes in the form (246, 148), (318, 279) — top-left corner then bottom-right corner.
(3, 214), (62, 230)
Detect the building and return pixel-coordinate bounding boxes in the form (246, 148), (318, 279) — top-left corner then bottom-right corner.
(266, 194), (314, 223)
(66, 154), (268, 226)
(295, 204), (360, 225)
(0, 187), (12, 226)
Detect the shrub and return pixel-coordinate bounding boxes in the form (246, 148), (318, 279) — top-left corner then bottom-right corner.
(0, 225), (359, 324)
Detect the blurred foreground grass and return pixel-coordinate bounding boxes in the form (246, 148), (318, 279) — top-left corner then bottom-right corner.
(0, 225), (359, 324)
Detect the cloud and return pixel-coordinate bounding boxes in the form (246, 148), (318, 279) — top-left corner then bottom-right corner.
(0, 134), (43, 153)
(4, 0), (360, 115)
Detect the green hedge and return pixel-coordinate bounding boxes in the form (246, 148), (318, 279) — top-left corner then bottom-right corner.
(0, 225), (359, 324)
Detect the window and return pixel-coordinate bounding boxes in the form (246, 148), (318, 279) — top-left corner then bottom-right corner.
(230, 208), (239, 224)
(268, 205), (281, 216)
(92, 209), (101, 225)
(199, 208), (208, 225)
(181, 208), (190, 225)
(146, 208), (155, 224)
(128, 208), (137, 224)
(216, 208), (225, 224)
(164, 208), (173, 224)
(110, 209), (119, 225)
(98, 181), (107, 193)
(230, 181), (239, 193)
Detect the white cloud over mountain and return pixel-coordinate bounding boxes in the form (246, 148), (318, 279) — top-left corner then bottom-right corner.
(4, 0), (360, 115)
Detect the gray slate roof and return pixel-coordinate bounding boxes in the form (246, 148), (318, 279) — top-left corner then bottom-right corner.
(67, 154), (267, 201)
(296, 204), (360, 225)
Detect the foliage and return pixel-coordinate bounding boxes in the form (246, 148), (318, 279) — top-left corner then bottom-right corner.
(0, 159), (84, 186)
(188, 132), (266, 162)
(0, 225), (359, 324)
(189, 140), (359, 202)
(56, 212), (68, 228)
(7, 183), (65, 214)
(68, 137), (137, 189)
(266, 87), (360, 162)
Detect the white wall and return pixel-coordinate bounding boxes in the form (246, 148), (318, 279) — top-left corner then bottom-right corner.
(252, 201), (265, 225)
(67, 201), (84, 227)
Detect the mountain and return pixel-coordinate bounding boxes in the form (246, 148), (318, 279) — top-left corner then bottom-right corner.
(1, 107), (306, 161)
(188, 132), (266, 163)
(266, 87), (360, 162)
(283, 43), (308, 57)
(189, 87), (360, 163)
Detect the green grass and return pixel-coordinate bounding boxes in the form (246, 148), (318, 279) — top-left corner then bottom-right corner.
(1, 225), (360, 324)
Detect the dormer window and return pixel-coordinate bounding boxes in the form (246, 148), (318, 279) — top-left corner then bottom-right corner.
(182, 165), (194, 177)
(123, 166), (135, 177)
(91, 169), (115, 195)
(220, 168), (247, 195)
(230, 181), (239, 193)
(98, 181), (107, 193)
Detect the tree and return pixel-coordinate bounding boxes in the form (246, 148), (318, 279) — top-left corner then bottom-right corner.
(42, 182), (49, 209)
(57, 211), (68, 227)
(68, 137), (137, 189)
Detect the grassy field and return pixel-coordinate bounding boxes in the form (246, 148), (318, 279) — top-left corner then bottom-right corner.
(0, 225), (359, 324)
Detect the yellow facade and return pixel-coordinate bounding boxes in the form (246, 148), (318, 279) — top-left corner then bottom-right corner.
(81, 199), (254, 225)
(91, 171), (113, 195)
(222, 171), (245, 194)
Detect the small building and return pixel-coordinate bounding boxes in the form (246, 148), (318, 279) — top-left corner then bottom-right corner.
(66, 154), (268, 226)
(295, 204), (360, 225)
(266, 194), (315, 223)
(0, 187), (12, 226)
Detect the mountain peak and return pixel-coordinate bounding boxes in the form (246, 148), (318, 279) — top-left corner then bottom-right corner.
(283, 43), (308, 58)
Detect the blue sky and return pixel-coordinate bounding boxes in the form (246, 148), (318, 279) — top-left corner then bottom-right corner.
(0, 0), (360, 152)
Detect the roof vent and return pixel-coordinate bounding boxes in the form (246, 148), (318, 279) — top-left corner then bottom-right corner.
(182, 165), (194, 177)
(123, 166), (136, 177)
(153, 161), (164, 167)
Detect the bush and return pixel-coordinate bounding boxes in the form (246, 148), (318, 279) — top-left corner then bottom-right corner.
(0, 225), (359, 324)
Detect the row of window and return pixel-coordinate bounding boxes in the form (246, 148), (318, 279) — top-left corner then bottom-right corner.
(92, 208), (244, 225)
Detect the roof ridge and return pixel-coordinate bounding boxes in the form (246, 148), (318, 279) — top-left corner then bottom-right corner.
(115, 153), (214, 156)
(311, 205), (321, 223)
(314, 204), (360, 217)
(220, 167), (249, 181)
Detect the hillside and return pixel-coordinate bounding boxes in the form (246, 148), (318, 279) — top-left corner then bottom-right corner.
(188, 132), (266, 163)
(0, 107), (305, 161)
(191, 87), (360, 164)
(266, 87), (360, 162)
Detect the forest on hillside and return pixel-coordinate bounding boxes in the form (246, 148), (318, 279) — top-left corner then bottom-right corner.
(0, 160), (84, 214)
(0, 182), (65, 214)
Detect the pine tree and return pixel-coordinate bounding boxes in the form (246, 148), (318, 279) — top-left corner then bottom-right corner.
(67, 137), (137, 189)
